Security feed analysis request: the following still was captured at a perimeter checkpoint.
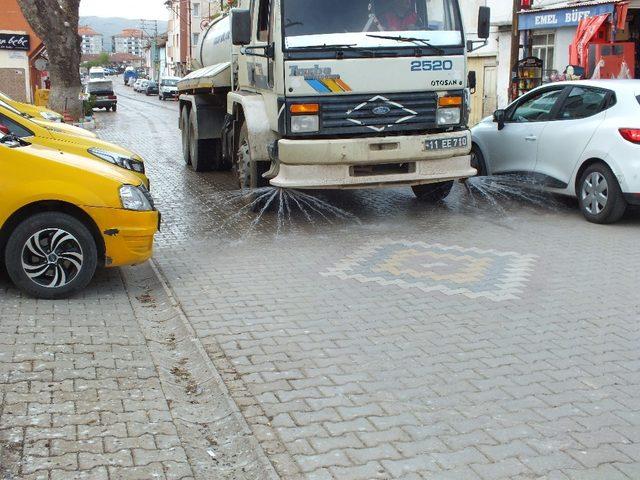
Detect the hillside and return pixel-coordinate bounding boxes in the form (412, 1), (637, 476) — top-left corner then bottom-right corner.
(79, 16), (168, 51)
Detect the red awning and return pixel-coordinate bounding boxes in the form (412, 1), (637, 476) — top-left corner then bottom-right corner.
(569, 13), (610, 66)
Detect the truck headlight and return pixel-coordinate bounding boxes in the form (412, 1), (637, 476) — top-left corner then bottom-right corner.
(88, 147), (146, 173)
(437, 108), (461, 125)
(291, 115), (319, 133)
(40, 111), (63, 122)
(119, 185), (154, 211)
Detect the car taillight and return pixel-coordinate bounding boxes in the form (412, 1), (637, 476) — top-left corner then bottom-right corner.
(619, 128), (640, 144)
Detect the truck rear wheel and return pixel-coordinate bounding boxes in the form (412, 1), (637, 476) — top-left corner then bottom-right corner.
(180, 107), (191, 166)
(412, 181), (454, 202)
(234, 122), (269, 189)
(188, 108), (214, 172)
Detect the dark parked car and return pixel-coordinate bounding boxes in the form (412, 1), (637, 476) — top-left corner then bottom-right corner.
(85, 80), (117, 111)
(144, 81), (159, 96)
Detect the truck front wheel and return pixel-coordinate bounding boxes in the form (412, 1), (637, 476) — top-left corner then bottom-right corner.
(234, 122), (269, 189)
(412, 181), (454, 202)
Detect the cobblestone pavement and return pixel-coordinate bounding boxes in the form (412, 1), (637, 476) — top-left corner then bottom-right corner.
(2, 81), (640, 479)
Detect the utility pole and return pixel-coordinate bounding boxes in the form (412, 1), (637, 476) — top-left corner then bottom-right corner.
(509, 0), (520, 101)
(140, 19), (160, 81)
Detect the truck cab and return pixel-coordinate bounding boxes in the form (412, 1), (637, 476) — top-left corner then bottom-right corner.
(178, 0), (489, 201)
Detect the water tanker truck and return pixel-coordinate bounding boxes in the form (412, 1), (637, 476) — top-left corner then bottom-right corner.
(177, 0), (490, 200)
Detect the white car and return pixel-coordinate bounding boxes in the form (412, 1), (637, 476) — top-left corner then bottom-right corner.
(159, 77), (180, 100)
(472, 80), (640, 224)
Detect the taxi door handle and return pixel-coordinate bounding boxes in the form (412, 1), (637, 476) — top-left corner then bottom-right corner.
(525, 135), (537, 142)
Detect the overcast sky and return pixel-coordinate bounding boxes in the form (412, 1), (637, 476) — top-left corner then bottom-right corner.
(79, 0), (169, 20)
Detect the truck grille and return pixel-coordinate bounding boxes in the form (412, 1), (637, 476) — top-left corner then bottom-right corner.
(287, 91), (439, 137)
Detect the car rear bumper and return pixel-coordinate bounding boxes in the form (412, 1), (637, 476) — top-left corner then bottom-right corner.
(271, 131), (474, 189)
(94, 99), (117, 107)
(83, 207), (159, 267)
(624, 193), (640, 206)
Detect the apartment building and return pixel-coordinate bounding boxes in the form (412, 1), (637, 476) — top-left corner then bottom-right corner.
(112, 28), (145, 57)
(78, 25), (103, 55)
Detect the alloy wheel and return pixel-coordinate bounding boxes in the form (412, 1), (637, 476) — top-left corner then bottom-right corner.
(581, 172), (608, 215)
(21, 228), (84, 289)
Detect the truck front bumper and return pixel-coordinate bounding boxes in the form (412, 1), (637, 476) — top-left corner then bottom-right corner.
(270, 131), (475, 189)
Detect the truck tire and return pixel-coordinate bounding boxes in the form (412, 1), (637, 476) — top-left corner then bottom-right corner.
(412, 181), (454, 202)
(180, 107), (191, 166)
(188, 108), (217, 172)
(234, 122), (269, 189)
(5, 212), (98, 299)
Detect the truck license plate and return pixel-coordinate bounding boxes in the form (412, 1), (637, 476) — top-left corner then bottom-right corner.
(424, 136), (468, 150)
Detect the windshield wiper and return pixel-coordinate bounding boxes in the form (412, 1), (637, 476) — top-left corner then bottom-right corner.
(0, 133), (29, 147)
(366, 34), (445, 54)
(289, 43), (377, 57)
(289, 43), (358, 50)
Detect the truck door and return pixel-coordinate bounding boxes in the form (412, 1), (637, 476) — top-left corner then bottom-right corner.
(249, 0), (274, 91)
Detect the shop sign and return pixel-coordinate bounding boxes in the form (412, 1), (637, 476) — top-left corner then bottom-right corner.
(519, 3), (615, 30)
(0, 33), (30, 51)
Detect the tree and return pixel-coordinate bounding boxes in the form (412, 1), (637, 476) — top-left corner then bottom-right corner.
(18, 0), (82, 120)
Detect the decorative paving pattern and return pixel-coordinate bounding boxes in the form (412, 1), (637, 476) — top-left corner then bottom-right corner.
(324, 239), (537, 301)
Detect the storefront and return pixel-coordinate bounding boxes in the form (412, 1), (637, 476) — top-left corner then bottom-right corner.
(514, 0), (639, 96)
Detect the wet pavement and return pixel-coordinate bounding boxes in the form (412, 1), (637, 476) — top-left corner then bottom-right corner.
(1, 80), (640, 479)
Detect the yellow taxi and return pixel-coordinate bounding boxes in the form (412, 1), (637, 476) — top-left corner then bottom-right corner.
(0, 133), (159, 299)
(0, 97), (149, 187)
(0, 90), (64, 123)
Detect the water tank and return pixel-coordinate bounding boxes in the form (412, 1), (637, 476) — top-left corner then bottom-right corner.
(198, 15), (232, 69)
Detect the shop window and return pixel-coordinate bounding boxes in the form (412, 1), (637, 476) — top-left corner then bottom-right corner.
(532, 32), (555, 79)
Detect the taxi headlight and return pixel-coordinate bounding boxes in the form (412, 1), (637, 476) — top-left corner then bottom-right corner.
(40, 111), (63, 122)
(88, 147), (145, 173)
(119, 185), (154, 211)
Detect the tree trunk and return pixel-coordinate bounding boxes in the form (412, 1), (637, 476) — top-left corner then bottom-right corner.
(17, 0), (83, 120)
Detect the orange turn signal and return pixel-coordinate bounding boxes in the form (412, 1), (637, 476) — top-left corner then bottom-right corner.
(438, 96), (462, 107)
(290, 103), (319, 114)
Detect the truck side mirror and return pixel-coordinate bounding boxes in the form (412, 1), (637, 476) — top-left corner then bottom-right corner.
(493, 109), (506, 130)
(478, 6), (490, 39)
(468, 71), (476, 93)
(231, 8), (252, 46)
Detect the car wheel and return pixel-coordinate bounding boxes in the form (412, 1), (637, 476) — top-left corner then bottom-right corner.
(470, 144), (488, 176)
(412, 181), (454, 202)
(5, 212), (98, 299)
(180, 107), (191, 166)
(112, 105), (117, 112)
(578, 163), (627, 224)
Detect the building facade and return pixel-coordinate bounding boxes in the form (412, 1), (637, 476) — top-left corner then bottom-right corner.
(78, 26), (103, 55)
(112, 28), (145, 56)
(165, 0), (221, 77)
(0, 0), (47, 102)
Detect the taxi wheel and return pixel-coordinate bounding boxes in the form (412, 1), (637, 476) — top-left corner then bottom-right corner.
(5, 213), (98, 300)
(412, 181), (454, 202)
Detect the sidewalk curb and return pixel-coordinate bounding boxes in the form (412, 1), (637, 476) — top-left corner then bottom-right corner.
(121, 260), (281, 480)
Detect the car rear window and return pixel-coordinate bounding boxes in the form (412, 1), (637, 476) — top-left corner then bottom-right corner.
(87, 81), (113, 92)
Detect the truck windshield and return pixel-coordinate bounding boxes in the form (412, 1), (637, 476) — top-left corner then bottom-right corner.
(283, 0), (462, 49)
